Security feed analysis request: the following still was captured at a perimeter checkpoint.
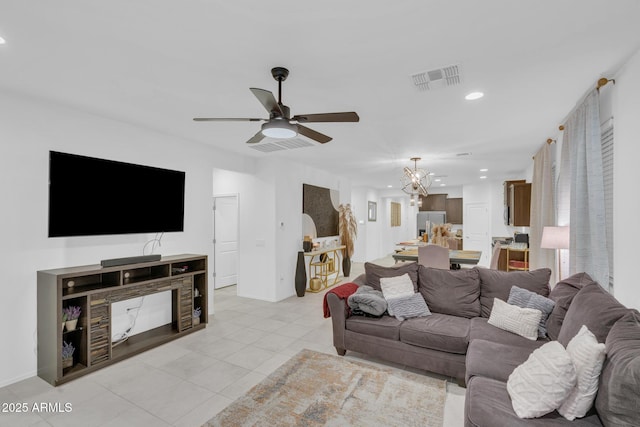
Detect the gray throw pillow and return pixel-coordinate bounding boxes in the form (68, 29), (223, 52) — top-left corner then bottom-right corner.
(557, 282), (629, 347)
(386, 293), (431, 321)
(546, 272), (597, 340)
(364, 262), (419, 292)
(476, 267), (551, 317)
(507, 286), (555, 338)
(418, 266), (480, 318)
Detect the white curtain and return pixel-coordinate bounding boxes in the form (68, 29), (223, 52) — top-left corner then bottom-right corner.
(563, 90), (610, 289)
(529, 143), (556, 281)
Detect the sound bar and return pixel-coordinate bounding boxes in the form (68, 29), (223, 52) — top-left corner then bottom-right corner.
(100, 254), (161, 267)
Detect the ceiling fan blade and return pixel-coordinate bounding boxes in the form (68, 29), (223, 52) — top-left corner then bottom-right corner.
(193, 117), (265, 122)
(246, 130), (266, 144)
(297, 125), (332, 144)
(250, 88), (284, 116)
(292, 112), (359, 123)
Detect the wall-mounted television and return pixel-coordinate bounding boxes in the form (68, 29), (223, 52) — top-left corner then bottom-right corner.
(48, 151), (185, 237)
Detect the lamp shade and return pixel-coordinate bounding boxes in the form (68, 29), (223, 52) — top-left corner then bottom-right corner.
(540, 226), (570, 249)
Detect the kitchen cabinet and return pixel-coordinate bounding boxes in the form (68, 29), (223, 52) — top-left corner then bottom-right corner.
(508, 183), (531, 226)
(419, 194), (446, 211)
(445, 198), (463, 224)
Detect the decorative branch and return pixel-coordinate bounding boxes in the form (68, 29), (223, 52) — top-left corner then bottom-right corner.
(338, 204), (358, 258)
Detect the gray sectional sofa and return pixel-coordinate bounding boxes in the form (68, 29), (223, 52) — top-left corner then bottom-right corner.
(325, 263), (640, 426)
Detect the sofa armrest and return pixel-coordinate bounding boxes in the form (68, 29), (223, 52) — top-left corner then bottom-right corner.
(327, 292), (350, 354)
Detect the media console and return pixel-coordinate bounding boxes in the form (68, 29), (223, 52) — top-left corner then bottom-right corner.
(37, 254), (208, 386)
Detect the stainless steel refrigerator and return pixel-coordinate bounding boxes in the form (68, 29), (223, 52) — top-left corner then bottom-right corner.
(417, 211), (447, 240)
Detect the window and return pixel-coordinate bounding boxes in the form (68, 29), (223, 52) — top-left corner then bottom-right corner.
(390, 202), (401, 227)
(601, 119), (614, 289)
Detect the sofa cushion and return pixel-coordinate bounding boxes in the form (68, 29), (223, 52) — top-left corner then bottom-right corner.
(466, 339), (542, 384)
(346, 315), (402, 341)
(595, 310), (640, 427)
(507, 341), (577, 419)
(466, 376), (603, 427)
(476, 267), (551, 317)
(507, 286), (555, 338)
(469, 317), (549, 350)
(557, 282), (628, 347)
(488, 298), (542, 341)
(418, 266), (480, 318)
(558, 325), (606, 421)
(400, 313), (470, 354)
(364, 261), (419, 292)
(546, 272), (597, 340)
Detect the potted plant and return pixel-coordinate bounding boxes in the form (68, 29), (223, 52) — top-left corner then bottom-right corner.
(63, 305), (81, 331)
(193, 307), (201, 326)
(62, 341), (75, 369)
(338, 203), (358, 277)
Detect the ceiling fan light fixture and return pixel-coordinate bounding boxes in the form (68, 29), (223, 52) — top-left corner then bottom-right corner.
(261, 120), (298, 139)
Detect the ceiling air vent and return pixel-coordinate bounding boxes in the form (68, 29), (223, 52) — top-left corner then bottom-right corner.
(248, 137), (315, 153)
(411, 64), (462, 91)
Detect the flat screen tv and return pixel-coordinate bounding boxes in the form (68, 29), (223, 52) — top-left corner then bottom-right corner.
(48, 151), (185, 237)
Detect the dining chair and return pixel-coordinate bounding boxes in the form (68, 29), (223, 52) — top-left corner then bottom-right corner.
(418, 244), (450, 269)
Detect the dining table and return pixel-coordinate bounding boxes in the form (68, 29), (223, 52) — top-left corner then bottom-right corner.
(392, 248), (482, 266)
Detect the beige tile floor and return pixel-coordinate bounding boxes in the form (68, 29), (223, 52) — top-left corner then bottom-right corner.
(0, 260), (465, 427)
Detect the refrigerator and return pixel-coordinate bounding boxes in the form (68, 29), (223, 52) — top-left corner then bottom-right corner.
(417, 212), (447, 240)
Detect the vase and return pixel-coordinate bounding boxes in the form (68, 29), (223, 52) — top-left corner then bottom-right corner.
(342, 256), (352, 277)
(193, 317), (200, 326)
(65, 319), (78, 331)
(303, 240), (313, 252)
(62, 358), (73, 369)
(295, 251), (306, 297)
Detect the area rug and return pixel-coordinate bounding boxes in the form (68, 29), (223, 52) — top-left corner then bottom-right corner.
(203, 349), (446, 427)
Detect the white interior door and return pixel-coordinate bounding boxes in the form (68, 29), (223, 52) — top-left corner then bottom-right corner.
(213, 195), (238, 289)
(464, 202), (490, 266)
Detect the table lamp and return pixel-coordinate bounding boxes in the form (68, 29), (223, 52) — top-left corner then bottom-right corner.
(541, 226), (570, 280)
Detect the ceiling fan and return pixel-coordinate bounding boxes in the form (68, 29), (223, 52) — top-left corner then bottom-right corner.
(193, 67), (359, 144)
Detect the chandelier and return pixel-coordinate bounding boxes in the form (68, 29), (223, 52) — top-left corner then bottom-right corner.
(401, 157), (432, 206)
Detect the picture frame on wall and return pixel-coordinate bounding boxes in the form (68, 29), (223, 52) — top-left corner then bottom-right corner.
(368, 201), (377, 221)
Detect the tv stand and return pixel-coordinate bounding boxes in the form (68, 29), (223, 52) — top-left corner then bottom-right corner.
(37, 254), (208, 386)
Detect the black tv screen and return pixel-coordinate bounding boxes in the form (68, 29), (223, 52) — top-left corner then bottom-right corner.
(48, 151), (185, 237)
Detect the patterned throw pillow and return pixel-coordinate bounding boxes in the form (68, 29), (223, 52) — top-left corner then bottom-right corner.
(507, 341), (577, 418)
(488, 298), (542, 341)
(558, 325), (606, 420)
(380, 273), (415, 316)
(385, 293), (431, 321)
(508, 286), (555, 338)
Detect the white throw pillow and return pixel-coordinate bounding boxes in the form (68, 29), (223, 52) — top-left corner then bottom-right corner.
(507, 341), (577, 418)
(488, 298), (542, 340)
(558, 325), (607, 420)
(380, 273), (415, 316)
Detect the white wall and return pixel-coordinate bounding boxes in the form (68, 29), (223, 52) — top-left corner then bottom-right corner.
(0, 90), (250, 387)
(612, 48), (640, 310)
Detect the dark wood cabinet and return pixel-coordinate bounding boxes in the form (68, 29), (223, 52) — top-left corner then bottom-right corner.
(503, 180), (530, 226)
(419, 194), (446, 211)
(509, 183), (531, 226)
(445, 198), (463, 224)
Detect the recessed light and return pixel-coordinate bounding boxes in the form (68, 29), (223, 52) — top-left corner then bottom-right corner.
(480, 168), (488, 172)
(428, 172), (435, 176)
(465, 92), (484, 100)
(480, 176), (487, 179)
(0, 37), (6, 45)
(440, 184), (446, 187)
(435, 179), (441, 182)
(387, 185), (393, 188)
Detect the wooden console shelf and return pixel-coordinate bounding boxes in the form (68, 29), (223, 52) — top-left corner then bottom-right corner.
(37, 254), (208, 386)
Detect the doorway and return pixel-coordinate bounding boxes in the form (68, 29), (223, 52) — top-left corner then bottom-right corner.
(464, 202), (490, 266)
(213, 195), (238, 289)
